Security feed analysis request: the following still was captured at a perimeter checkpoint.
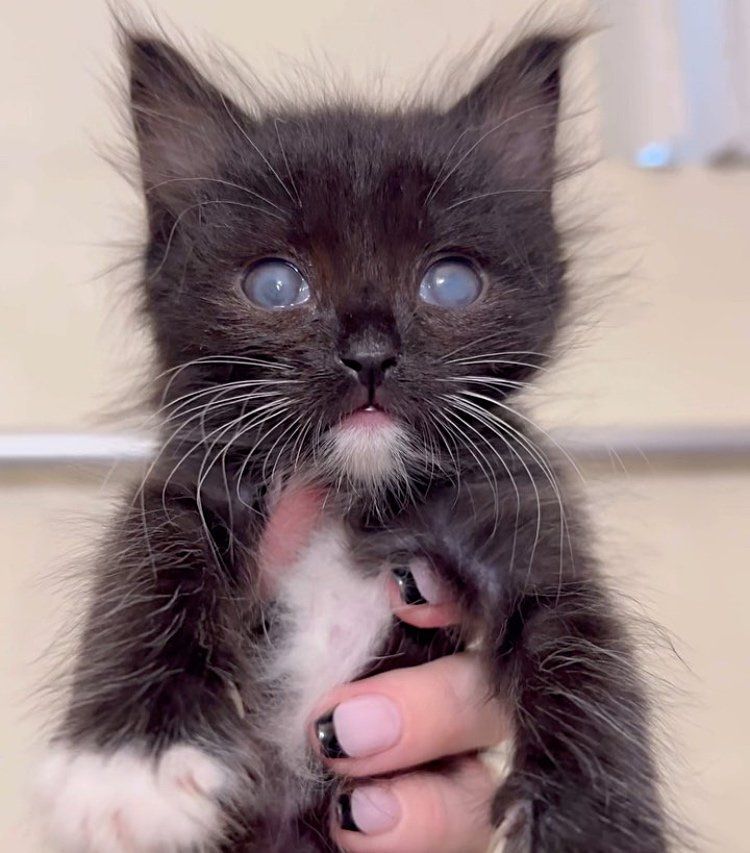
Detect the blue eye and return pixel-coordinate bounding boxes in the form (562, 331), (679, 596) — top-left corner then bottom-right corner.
(240, 259), (310, 310)
(419, 259), (483, 309)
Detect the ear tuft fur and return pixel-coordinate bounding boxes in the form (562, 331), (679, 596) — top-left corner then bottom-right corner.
(126, 34), (218, 116)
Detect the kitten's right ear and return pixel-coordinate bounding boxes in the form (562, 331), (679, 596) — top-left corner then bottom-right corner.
(124, 34), (244, 204)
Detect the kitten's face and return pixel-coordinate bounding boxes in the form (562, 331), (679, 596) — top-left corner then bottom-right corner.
(128, 35), (568, 494)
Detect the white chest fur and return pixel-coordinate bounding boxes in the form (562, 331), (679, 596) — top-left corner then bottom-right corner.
(263, 521), (394, 774)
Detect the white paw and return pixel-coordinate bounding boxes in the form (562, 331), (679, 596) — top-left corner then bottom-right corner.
(36, 743), (230, 852)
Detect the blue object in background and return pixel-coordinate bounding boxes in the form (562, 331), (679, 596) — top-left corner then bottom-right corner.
(636, 141), (676, 169)
(597, 0), (750, 168)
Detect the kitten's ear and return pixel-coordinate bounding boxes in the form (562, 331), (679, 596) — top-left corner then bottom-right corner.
(125, 34), (244, 202)
(447, 35), (574, 187)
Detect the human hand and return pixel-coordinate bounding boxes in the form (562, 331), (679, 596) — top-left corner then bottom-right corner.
(310, 564), (509, 853)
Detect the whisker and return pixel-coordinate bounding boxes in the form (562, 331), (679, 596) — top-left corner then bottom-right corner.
(157, 354), (294, 382)
(442, 397), (521, 549)
(291, 418), (314, 474)
(190, 401), (296, 555)
(440, 331), (512, 362)
(273, 117), (303, 209)
(423, 103), (554, 206)
(446, 348), (550, 364)
(149, 199), (285, 280)
(438, 375), (530, 392)
(444, 394), (533, 575)
(156, 362), (295, 416)
(460, 389), (584, 484)
(159, 389), (288, 428)
(451, 390), (574, 600)
(444, 188), (548, 211)
(145, 176), (285, 214)
(220, 94), (298, 208)
(424, 409), (462, 495)
(157, 381), (297, 421)
(262, 412), (308, 483)
(233, 406), (301, 509)
(195, 402), (297, 552)
(264, 412), (312, 487)
(159, 398), (290, 510)
(439, 407), (499, 521)
(423, 123), (477, 207)
(445, 358), (550, 374)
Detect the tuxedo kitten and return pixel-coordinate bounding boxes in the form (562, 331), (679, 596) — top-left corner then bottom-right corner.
(38, 26), (671, 852)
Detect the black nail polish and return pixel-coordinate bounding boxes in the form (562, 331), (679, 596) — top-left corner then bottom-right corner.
(315, 710), (347, 758)
(393, 565), (427, 606)
(337, 792), (360, 832)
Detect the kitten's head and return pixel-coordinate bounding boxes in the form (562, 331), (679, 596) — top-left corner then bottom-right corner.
(126, 32), (571, 498)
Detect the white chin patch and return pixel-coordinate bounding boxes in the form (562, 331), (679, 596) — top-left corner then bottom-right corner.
(325, 419), (409, 488)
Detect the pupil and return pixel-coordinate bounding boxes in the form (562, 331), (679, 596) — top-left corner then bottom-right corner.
(430, 262), (476, 306)
(242, 260), (307, 310)
(258, 268), (297, 306)
(269, 278), (287, 305)
(441, 272), (465, 301)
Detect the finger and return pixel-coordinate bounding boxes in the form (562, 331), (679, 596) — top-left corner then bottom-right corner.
(330, 757), (495, 853)
(311, 653), (508, 776)
(388, 558), (462, 628)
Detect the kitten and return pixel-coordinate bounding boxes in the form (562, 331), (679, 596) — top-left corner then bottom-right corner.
(37, 25), (670, 852)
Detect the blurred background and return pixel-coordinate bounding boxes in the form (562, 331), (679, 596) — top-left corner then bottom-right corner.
(1, 0), (748, 849)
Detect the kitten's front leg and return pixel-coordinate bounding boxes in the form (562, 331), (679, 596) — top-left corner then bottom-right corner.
(489, 581), (669, 852)
(37, 481), (259, 852)
(394, 478), (670, 852)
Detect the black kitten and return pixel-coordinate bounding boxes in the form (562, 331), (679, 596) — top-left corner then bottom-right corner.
(38, 26), (670, 852)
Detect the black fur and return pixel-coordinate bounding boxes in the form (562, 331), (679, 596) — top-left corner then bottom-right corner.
(52, 26), (670, 851)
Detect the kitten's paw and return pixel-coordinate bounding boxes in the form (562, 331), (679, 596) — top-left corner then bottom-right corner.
(36, 743), (230, 852)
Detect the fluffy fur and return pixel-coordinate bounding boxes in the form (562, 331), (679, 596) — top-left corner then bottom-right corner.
(39, 21), (671, 852)
(324, 418), (413, 491)
(37, 744), (228, 851)
(259, 522), (394, 779)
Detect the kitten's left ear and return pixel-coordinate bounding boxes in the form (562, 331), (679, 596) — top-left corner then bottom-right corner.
(447, 34), (576, 188)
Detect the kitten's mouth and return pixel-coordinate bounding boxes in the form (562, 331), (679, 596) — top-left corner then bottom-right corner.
(338, 403), (394, 431)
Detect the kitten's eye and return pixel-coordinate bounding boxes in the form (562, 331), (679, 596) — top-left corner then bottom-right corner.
(419, 258), (483, 309)
(240, 259), (310, 310)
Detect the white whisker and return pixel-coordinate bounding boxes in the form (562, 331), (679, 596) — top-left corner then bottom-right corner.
(145, 176), (286, 214)
(220, 95), (298, 208)
(444, 187), (548, 211)
(148, 199), (285, 281)
(423, 103), (553, 206)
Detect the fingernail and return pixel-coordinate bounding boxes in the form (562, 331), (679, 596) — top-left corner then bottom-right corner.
(393, 564), (426, 605)
(315, 694), (402, 758)
(337, 792), (358, 831)
(393, 557), (449, 605)
(337, 787), (401, 834)
(315, 710), (345, 758)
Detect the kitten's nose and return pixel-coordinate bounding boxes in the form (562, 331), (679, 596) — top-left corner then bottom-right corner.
(338, 348), (399, 390)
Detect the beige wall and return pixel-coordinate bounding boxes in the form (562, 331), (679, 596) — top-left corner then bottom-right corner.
(1, 1), (749, 851)
(2, 0), (750, 431)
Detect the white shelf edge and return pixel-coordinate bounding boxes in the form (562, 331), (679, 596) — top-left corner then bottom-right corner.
(0, 427), (748, 466)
